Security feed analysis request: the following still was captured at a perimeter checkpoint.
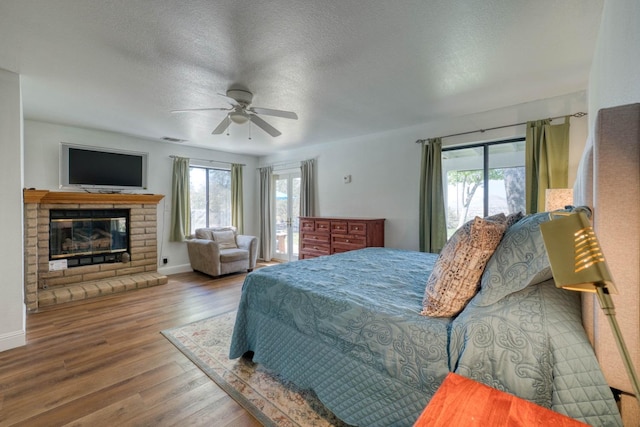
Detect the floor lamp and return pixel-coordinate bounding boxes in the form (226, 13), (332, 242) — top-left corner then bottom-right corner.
(540, 209), (640, 406)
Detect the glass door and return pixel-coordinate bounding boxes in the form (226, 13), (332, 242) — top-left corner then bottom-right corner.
(273, 172), (300, 262)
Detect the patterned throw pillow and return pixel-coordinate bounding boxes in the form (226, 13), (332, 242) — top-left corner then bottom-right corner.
(421, 216), (507, 317)
(212, 230), (238, 249)
(486, 211), (523, 229)
(505, 211), (524, 228)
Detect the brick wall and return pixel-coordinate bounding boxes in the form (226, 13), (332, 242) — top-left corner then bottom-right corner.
(23, 191), (164, 311)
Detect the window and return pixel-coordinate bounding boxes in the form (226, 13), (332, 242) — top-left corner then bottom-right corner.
(189, 166), (231, 234)
(443, 138), (525, 237)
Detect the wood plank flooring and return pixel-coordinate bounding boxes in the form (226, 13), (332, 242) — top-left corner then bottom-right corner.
(0, 270), (264, 427)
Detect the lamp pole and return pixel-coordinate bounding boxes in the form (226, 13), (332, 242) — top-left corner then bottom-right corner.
(595, 284), (640, 406)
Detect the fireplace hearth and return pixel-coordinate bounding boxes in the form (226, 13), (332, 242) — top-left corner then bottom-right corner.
(49, 209), (130, 267)
(23, 190), (167, 311)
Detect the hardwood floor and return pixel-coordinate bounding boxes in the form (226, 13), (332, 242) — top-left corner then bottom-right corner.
(0, 271), (263, 427)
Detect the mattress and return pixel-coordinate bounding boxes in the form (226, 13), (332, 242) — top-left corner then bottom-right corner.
(230, 248), (622, 426)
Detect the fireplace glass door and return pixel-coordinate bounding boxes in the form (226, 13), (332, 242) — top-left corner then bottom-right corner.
(49, 209), (129, 266)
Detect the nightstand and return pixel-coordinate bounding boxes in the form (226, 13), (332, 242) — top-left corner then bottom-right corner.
(414, 373), (588, 426)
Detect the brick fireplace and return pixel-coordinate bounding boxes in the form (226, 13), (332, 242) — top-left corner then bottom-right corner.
(23, 189), (167, 311)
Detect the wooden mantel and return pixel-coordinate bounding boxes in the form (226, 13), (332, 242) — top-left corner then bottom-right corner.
(23, 189), (164, 205)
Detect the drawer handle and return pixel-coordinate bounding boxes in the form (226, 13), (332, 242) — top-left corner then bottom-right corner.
(346, 239), (350, 243)
(336, 226), (341, 229)
(354, 227), (359, 230)
(314, 246), (318, 249)
(314, 236), (318, 239)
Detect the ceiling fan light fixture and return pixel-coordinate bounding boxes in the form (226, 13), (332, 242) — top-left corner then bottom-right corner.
(175, 88), (296, 137)
(229, 111), (249, 124)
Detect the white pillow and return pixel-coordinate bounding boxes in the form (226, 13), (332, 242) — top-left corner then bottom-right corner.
(212, 230), (237, 249)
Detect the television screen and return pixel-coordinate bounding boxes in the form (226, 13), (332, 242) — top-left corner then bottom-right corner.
(60, 143), (148, 191)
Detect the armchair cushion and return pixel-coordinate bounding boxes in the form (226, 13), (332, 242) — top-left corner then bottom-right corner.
(220, 248), (249, 263)
(212, 229), (238, 249)
(194, 229), (214, 240)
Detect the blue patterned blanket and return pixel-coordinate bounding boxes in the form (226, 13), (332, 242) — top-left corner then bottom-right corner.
(230, 248), (621, 426)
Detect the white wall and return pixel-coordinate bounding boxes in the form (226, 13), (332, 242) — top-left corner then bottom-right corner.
(588, 0), (640, 129)
(260, 91), (589, 251)
(0, 69), (25, 352)
(23, 121), (259, 275)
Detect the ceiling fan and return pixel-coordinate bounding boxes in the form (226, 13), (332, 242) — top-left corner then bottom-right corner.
(171, 89), (298, 137)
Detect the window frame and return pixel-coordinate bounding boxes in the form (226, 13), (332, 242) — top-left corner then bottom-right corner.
(189, 165), (232, 233)
(443, 136), (524, 219)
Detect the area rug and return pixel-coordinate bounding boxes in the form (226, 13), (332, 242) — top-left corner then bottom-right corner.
(161, 310), (350, 427)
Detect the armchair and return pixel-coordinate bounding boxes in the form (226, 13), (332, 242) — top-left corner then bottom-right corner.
(187, 227), (258, 277)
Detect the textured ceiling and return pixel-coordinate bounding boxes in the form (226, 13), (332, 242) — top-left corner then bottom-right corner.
(0, 0), (603, 156)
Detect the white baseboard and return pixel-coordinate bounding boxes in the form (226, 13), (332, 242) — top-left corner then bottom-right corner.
(0, 329), (26, 352)
(158, 264), (192, 276)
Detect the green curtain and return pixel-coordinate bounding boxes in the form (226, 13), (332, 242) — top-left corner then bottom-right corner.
(258, 166), (273, 261)
(525, 117), (570, 213)
(300, 159), (316, 217)
(169, 157), (190, 242)
(419, 138), (447, 253)
(231, 163), (244, 234)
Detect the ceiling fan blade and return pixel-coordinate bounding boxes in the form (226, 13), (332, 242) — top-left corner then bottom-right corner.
(171, 107), (231, 113)
(217, 91), (238, 101)
(249, 114), (282, 137)
(212, 116), (231, 134)
(249, 107), (298, 120)
(215, 93), (240, 108)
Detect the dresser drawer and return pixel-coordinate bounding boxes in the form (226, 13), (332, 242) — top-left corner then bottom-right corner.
(348, 222), (367, 235)
(331, 221), (348, 234)
(301, 241), (330, 256)
(331, 234), (366, 252)
(302, 231), (330, 244)
(300, 219), (316, 232)
(315, 220), (331, 233)
(331, 247), (351, 255)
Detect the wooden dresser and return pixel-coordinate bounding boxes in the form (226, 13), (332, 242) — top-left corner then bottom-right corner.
(298, 216), (385, 260)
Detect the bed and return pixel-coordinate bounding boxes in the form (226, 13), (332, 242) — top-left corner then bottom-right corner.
(229, 104), (639, 426)
(230, 221), (621, 426)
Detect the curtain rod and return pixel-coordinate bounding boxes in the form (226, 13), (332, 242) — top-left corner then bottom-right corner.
(169, 155), (245, 167)
(415, 112), (587, 143)
(257, 157), (317, 170)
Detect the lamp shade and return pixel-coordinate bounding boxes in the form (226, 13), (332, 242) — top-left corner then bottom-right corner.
(545, 188), (573, 211)
(540, 211), (617, 293)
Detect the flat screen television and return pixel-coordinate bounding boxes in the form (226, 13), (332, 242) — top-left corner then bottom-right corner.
(59, 143), (148, 191)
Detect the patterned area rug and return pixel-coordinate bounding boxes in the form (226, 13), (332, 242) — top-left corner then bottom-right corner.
(161, 311), (350, 427)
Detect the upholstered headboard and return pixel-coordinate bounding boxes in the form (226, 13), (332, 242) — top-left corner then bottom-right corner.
(574, 103), (640, 419)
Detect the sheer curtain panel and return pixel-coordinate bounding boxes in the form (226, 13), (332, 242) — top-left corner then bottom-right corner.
(169, 156), (191, 242)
